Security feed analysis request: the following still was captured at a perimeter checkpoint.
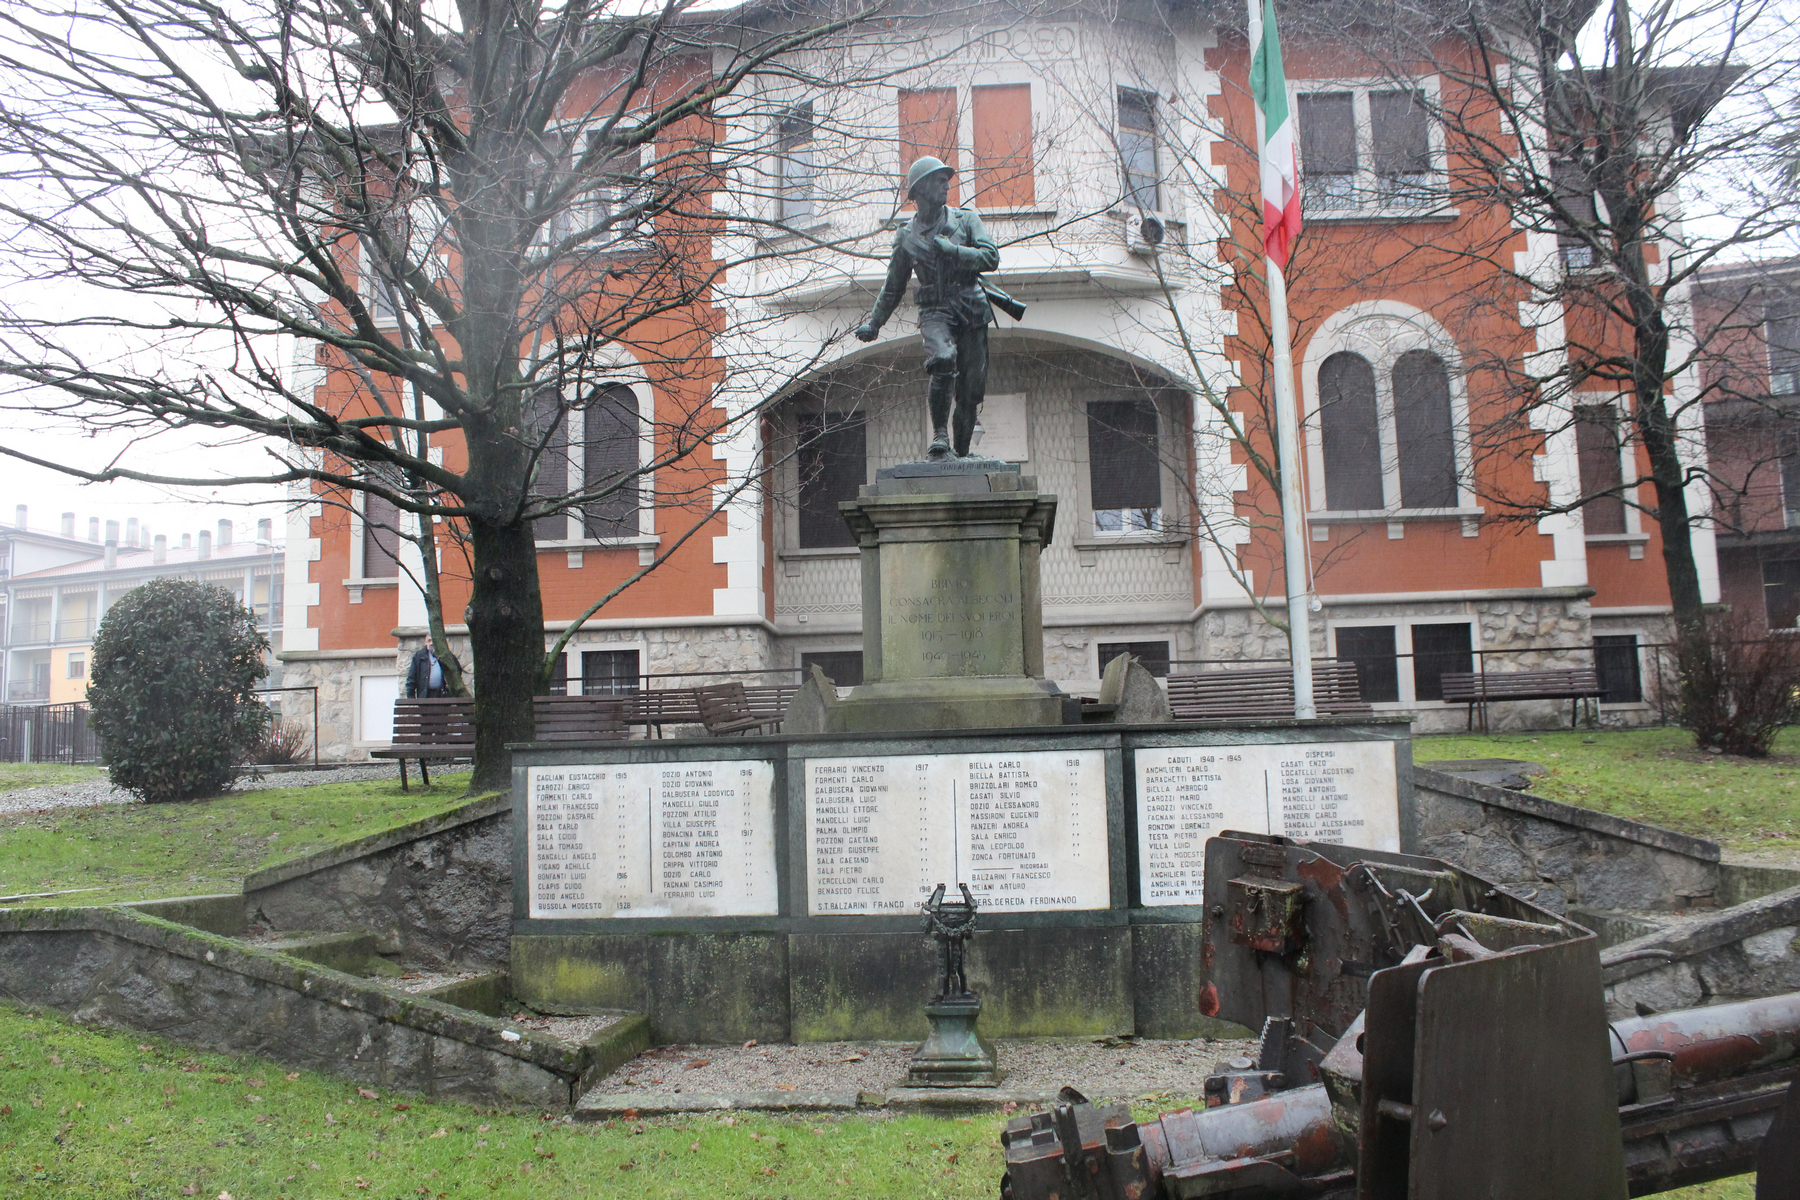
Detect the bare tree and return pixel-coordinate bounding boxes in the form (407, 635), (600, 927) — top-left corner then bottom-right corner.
(1281, 0), (1800, 643)
(0, 0), (928, 788)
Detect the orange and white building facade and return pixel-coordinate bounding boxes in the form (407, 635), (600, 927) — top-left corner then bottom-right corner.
(280, 0), (1715, 754)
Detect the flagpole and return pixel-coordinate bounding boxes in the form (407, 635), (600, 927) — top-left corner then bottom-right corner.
(1250, 0), (1316, 719)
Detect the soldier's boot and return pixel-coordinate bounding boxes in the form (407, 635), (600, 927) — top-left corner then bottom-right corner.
(927, 372), (956, 459)
(952, 396), (978, 458)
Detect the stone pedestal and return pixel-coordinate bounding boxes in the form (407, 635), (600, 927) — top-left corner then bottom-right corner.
(829, 461), (1063, 732)
(904, 998), (1004, 1086)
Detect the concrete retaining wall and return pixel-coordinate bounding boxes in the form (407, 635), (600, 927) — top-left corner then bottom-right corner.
(243, 795), (512, 968)
(0, 906), (586, 1109)
(1409, 767), (1721, 913)
(1602, 885), (1800, 1018)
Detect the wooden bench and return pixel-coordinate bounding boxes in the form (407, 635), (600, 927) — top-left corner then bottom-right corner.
(741, 683), (802, 724)
(1166, 661), (1373, 721)
(620, 688), (703, 737)
(696, 681), (785, 736)
(531, 695), (629, 743)
(368, 697), (475, 791)
(1440, 668), (1604, 731)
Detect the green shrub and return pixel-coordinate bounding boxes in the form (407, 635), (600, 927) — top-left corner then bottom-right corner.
(88, 577), (271, 802)
(1675, 612), (1800, 757)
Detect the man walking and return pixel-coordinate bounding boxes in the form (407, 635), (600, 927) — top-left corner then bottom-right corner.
(855, 157), (1020, 459)
(405, 643), (447, 699)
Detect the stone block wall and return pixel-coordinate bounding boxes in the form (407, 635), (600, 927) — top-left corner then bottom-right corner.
(277, 649), (405, 761)
(0, 907), (583, 1110)
(1199, 591), (1668, 731)
(244, 795), (512, 968)
(1410, 767), (1720, 913)
(1040, 619), (1198, 690)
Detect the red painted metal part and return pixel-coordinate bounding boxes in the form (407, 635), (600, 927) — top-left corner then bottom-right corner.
(1611, 993), (1800, 1083)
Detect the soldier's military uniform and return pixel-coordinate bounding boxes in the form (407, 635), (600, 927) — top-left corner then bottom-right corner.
(861, 160), (1002, 458)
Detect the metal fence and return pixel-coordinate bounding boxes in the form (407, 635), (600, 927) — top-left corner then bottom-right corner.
(0, 702), (101, 763)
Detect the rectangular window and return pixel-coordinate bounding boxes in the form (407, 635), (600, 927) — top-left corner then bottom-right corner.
(1553, 160), (1599, 271)
(1594, 635), (1643, 703)
(582, 649), (641, 696)
(1782, 428), (1800, 525)
(1769, 292), (1800, 396)
(582, 384), (642, 539)
(66, 651), (86, 680)
(1410, 622), (1472, 702)
(361, 491), (401, 578)
(1098, 641), (1171, 678)
(801, 650), (864, 687)
(365, 197), (447, 322)
(556, 134), (647, 246)
(525, 389), (570, 543)
(1370, 89), (1430, 202)
(1575, 404), (1627, 534)
(1336, 625), (1399, 703)
(776, 103), (815, 222)
(1117, 88), (1158, 210)
(972, 84), (1033, 208)
(1087, 399), (1161, 532)
(898, 88), (959, 207)
(1298, 91), (1356, 209)
(797, 411), (866, 548)
(548, 653), (570, 696)
(1764, 559), (1800, 630)
(1298, 84), (1439, 213)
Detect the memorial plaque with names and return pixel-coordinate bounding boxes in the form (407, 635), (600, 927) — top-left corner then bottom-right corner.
(1135, 741), (1400, 906)
(526, 760), (777, 919)
(805, 749), (1109, 915)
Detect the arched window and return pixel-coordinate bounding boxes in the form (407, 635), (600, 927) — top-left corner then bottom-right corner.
(1392, 350), (1456, 508)
(1304, 303), (1471, 516)
(580, 383), (642, 538)
(1319, 352), (1382, 510)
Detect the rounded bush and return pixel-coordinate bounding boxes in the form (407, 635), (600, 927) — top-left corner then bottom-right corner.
(88, 577), (271, 802)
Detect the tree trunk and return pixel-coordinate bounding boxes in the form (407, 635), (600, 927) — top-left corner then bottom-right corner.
(1637, 388), (1707, 635)
(463, 515), (545, 793)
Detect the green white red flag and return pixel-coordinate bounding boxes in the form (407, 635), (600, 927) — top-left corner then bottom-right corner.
(1249, 0), (1301, 266)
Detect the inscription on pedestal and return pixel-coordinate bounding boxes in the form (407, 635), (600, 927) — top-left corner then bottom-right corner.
(1135, 742), (1400, 906)
(526, 760), (777, 919)
(881, 540), (1024, 679)
(805, 749), (1108, 915)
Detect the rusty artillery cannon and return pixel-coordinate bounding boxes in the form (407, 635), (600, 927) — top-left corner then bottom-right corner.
(1001, 832), (1800, 1199)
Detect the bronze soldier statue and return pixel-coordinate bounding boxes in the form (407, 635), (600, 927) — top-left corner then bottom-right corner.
(855, 156), (1024, 460)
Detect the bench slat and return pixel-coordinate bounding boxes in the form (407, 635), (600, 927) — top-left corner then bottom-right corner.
(1167, 661), (1372, 721)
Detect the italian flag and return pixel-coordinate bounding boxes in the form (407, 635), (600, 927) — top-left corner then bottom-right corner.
(1249, 0), (1302, 267)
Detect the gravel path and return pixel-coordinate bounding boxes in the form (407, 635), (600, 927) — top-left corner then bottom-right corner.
(588, 1036), (1256, 1102)
(0, 763), (415, 816)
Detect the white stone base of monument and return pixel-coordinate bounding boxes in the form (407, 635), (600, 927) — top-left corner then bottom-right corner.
(828, 675), (1068, 733)
(903, 998), (1005, 1087)
(833, 464), (1063, 734)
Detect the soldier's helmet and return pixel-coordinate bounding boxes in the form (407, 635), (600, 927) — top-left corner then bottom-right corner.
(904, 156), (955, 198)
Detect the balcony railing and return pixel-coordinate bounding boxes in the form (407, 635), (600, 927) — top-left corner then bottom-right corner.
(54, 618), (95, 641)
(9, 622), (50, 644)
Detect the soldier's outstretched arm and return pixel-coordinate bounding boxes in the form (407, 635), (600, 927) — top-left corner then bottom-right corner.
(856, 237), (914, 341)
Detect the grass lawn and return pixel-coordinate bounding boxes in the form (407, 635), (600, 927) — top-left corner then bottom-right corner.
(1415, 726), (1800, 852)
(0, 1003), (1007, 1200)
(0, 769), (482, 905)
(0, 1004), (1752, 1199)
